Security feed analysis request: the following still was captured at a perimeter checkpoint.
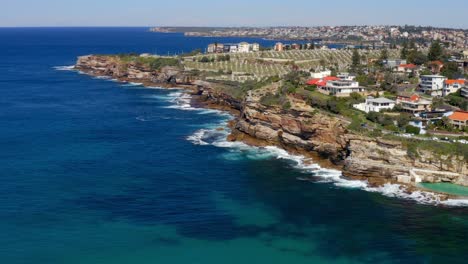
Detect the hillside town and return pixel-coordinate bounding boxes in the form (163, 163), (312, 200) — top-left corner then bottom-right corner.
(152, 25), (468, 49)
(195, 38), (468, 136)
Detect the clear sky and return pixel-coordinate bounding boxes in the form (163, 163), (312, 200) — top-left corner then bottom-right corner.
(2, 0), (467, 28)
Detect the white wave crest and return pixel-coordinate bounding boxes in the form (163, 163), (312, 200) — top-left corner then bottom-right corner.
(121, 82), (143, 87)
(53, 65), (75, 71)
(186, 121), (468, 207)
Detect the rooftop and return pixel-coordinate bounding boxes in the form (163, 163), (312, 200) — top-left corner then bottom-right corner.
(448, 111), (468, 121)
(367, 97), (395, 104)
(445, 79), (465, 85)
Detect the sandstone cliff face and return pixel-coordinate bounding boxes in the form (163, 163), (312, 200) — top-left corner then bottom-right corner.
(235, 102), (348, 161)
(232, 101), (468, 186)
(75, 55), (192, 85)
(74, 55), (468, 187)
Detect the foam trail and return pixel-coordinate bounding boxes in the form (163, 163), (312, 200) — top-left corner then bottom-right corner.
(121, 82), (143, 87)
(185, 118), (468, 207)
(53, 65), (75, 71)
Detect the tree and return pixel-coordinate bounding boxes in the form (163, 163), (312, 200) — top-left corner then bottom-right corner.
(408, 51), (428, 65)
(441, 62), (461, 79)
(379, 48), (389, 61)
(199, 56), (210, 63)
(405, 125), (421, 135)
(397, 113), (411, 128)
(351, 48), (361, 69)
(428, 41), (444, 61)
(400, 42), (408, 59)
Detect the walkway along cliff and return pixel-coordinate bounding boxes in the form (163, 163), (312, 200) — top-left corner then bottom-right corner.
(75, 55), (468, 192)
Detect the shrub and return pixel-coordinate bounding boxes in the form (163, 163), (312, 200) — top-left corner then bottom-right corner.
(260, 93), (281, 106)
(405, 125), (421, 135)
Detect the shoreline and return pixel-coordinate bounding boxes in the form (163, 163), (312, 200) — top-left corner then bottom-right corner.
(70, 59), (468, 206)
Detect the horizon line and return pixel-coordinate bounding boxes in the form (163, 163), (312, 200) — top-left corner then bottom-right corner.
(0, 25), (467, 30)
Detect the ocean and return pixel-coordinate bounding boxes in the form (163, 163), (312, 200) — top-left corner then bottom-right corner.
(1, 27), (468, 264)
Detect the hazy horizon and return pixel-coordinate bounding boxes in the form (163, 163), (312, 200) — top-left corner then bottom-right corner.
(2, 0), (468, 28)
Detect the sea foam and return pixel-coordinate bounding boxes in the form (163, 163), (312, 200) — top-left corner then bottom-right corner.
(53, 65), (75, 71)
(183, 103), (467, 207)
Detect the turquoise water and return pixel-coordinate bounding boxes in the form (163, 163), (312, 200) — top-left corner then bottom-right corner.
(420, 183), (468, 196)
(1, 28), (468, 263)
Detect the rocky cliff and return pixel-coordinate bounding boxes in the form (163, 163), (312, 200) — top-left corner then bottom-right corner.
(75, 55), (468, 188)
(75, 55), (193, 86)
(231, 101), (468, 187)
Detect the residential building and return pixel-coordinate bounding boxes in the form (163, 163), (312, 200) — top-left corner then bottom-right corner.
(337, 72), (356, 81)
(462, 87), (468, 98)
(443, 79), (465, 96)
(419, 75), (447, 97)
(207, 42), (259, 53)
(318, 80), (366, 97)
(448, 110), (468, 129)
(238, 42), (251, 53)
(251, 43), (260, 52)
(291, 43), (301, 50)
(463, 50), (468, 60)
(306, 76), (340, 87)
(207, 43), (224, 53)
(353, 97), (396, 113)
(397, 63), (418, 73)
(310, 70), (331, 79)
(384, 59), (407, 69)
(396, 93), (431, 114)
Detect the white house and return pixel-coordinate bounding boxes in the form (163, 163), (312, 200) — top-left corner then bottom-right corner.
(238, 42), (251, 53)
(443, 79), (465, 96)
(250, 43), (260, 52)
(419, 75), (447, 97)
(310, 70), (331, 79)
(318, 80), (366, 97)
(354, 97), (396, 113)
(462, 87), (468, 98)
(228, 44), (239, 53)
(337, 72), (356, 81)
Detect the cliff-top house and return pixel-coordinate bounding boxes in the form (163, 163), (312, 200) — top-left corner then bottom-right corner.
(443, 79), (465, 96)
(448, 110), (468, 129)
(396, 93), (431, 114)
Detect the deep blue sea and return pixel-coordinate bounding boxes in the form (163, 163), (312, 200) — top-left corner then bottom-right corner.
(1, 27), (468, 264)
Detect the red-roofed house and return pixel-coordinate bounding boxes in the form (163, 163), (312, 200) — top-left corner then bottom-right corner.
(397, 63), (418, 73)
(306, 76), (340, 86)
(448, 110), (468, 129)
(396, 93), (431, 113)
(443, 79), (465, 96)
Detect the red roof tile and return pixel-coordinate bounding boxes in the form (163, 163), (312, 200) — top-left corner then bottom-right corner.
(449, 111), (468, 121)
(445, 79), (465, 85)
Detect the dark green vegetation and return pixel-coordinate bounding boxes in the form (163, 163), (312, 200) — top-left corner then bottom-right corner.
(446, 91), (468, 111)
(116, 54), (180, 70)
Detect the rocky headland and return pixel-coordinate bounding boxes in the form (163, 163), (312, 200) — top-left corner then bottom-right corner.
(75, 55), (468, 199)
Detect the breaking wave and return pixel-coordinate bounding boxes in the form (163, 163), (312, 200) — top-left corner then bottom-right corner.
(185, 110), (468, 207)
(53, 65), (75, 71)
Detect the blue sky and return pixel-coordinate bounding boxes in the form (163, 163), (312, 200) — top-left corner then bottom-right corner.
(1, 0), (467, 28)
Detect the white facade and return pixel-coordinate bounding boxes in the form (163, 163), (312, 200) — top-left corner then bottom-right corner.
(354, 97), (395, 113)
(310, 70), (331, 79)
(419, 75), (447, 97)
(238, 42), (250, 53)
(250, 43), (260, 52)
(229, 45), (239, 53)
(337, 72), (356, 81)
(462, 87), (468, 98)
(319, 80), (366, 97)
(443, 80), (465, 96)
